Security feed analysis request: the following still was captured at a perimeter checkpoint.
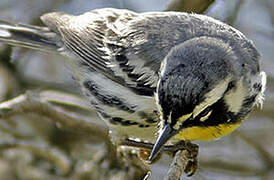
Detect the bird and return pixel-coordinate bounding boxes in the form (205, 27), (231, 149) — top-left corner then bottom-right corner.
(0, 8), (266, 161)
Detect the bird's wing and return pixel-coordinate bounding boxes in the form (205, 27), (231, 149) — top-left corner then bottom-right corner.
(41, 8), (189, 96)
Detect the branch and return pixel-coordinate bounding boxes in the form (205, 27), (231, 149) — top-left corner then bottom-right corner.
(122, 139), (199, 178)
(165, 149), (198, 180)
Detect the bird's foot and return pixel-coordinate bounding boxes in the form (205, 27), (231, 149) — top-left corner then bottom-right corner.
(120, 139), (199, 176)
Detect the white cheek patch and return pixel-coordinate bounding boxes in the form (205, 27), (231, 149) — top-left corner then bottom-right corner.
(224, 78), (246, 113)
(193, 77), (231, 118)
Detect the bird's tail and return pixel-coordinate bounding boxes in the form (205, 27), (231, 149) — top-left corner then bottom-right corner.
(0, 20), (60, 52)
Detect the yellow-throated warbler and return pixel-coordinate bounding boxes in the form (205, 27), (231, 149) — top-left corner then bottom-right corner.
(0, 8), (266, 161)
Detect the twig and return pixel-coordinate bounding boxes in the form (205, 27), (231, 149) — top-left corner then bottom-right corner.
(165, 149), (198, 180)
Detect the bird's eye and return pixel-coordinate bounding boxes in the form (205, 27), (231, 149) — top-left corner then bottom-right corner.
(199, 109), (212, 122)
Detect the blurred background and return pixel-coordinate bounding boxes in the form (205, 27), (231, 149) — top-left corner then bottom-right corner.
(0, 0), (273, 179)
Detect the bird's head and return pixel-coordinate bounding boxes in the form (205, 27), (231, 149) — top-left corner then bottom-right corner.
(149, 36), (264, 161)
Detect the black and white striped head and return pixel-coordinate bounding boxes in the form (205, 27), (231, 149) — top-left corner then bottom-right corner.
(149, 37), (266, 161)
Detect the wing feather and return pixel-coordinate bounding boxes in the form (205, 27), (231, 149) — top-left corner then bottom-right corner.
(42, 8), (161, 96)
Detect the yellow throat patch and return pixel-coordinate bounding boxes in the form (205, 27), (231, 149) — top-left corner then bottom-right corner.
(174, 122), (242, 141)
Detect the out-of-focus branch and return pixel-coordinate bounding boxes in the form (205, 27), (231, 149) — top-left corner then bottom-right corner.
(264, 0), (274, 30)
(0, 91), (108, 139)
(199, 131), (274, 176)
(0, 139), (71, 175)
(0, 46), (20, 101)
(0, 120), (26, 139)
(0, 64), (19, 101)
(14, 165), (66, 180)
(235, 131), (274, 167)
(166, 0), (215, 13)
(225, 0), (245, 25)
(199, 160), (261, 175)
(253, 91), (274, 120)
(0, 90), (120, 163)
(0, 90), (153, 179)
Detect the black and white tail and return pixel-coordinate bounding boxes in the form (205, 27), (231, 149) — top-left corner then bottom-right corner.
(0, 20), (60, 51)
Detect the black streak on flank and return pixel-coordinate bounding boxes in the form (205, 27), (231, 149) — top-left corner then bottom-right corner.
(110, 117), (149, 127)
(83, 80), (136, 113)
(138, 111), (158, 124)
(138, 124), (150, 128)
(145, 118), (157, 123)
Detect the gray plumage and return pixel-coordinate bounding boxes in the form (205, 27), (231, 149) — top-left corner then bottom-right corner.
(0, 8), (266, 145)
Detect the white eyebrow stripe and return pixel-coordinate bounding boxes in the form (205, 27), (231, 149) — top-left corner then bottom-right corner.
(193, 77), (231, 118)
(173, 113), (193, 130)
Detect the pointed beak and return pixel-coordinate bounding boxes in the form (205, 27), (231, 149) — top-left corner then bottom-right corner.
(149, 124), (176, 162)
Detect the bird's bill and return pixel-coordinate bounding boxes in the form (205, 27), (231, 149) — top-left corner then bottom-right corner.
(149, 124), (176, 162)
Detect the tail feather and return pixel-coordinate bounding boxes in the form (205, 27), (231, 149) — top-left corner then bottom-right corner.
(0, 20), (60, 51)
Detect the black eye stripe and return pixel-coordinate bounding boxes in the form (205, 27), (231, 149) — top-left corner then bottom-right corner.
(195, 81), (235, 120)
